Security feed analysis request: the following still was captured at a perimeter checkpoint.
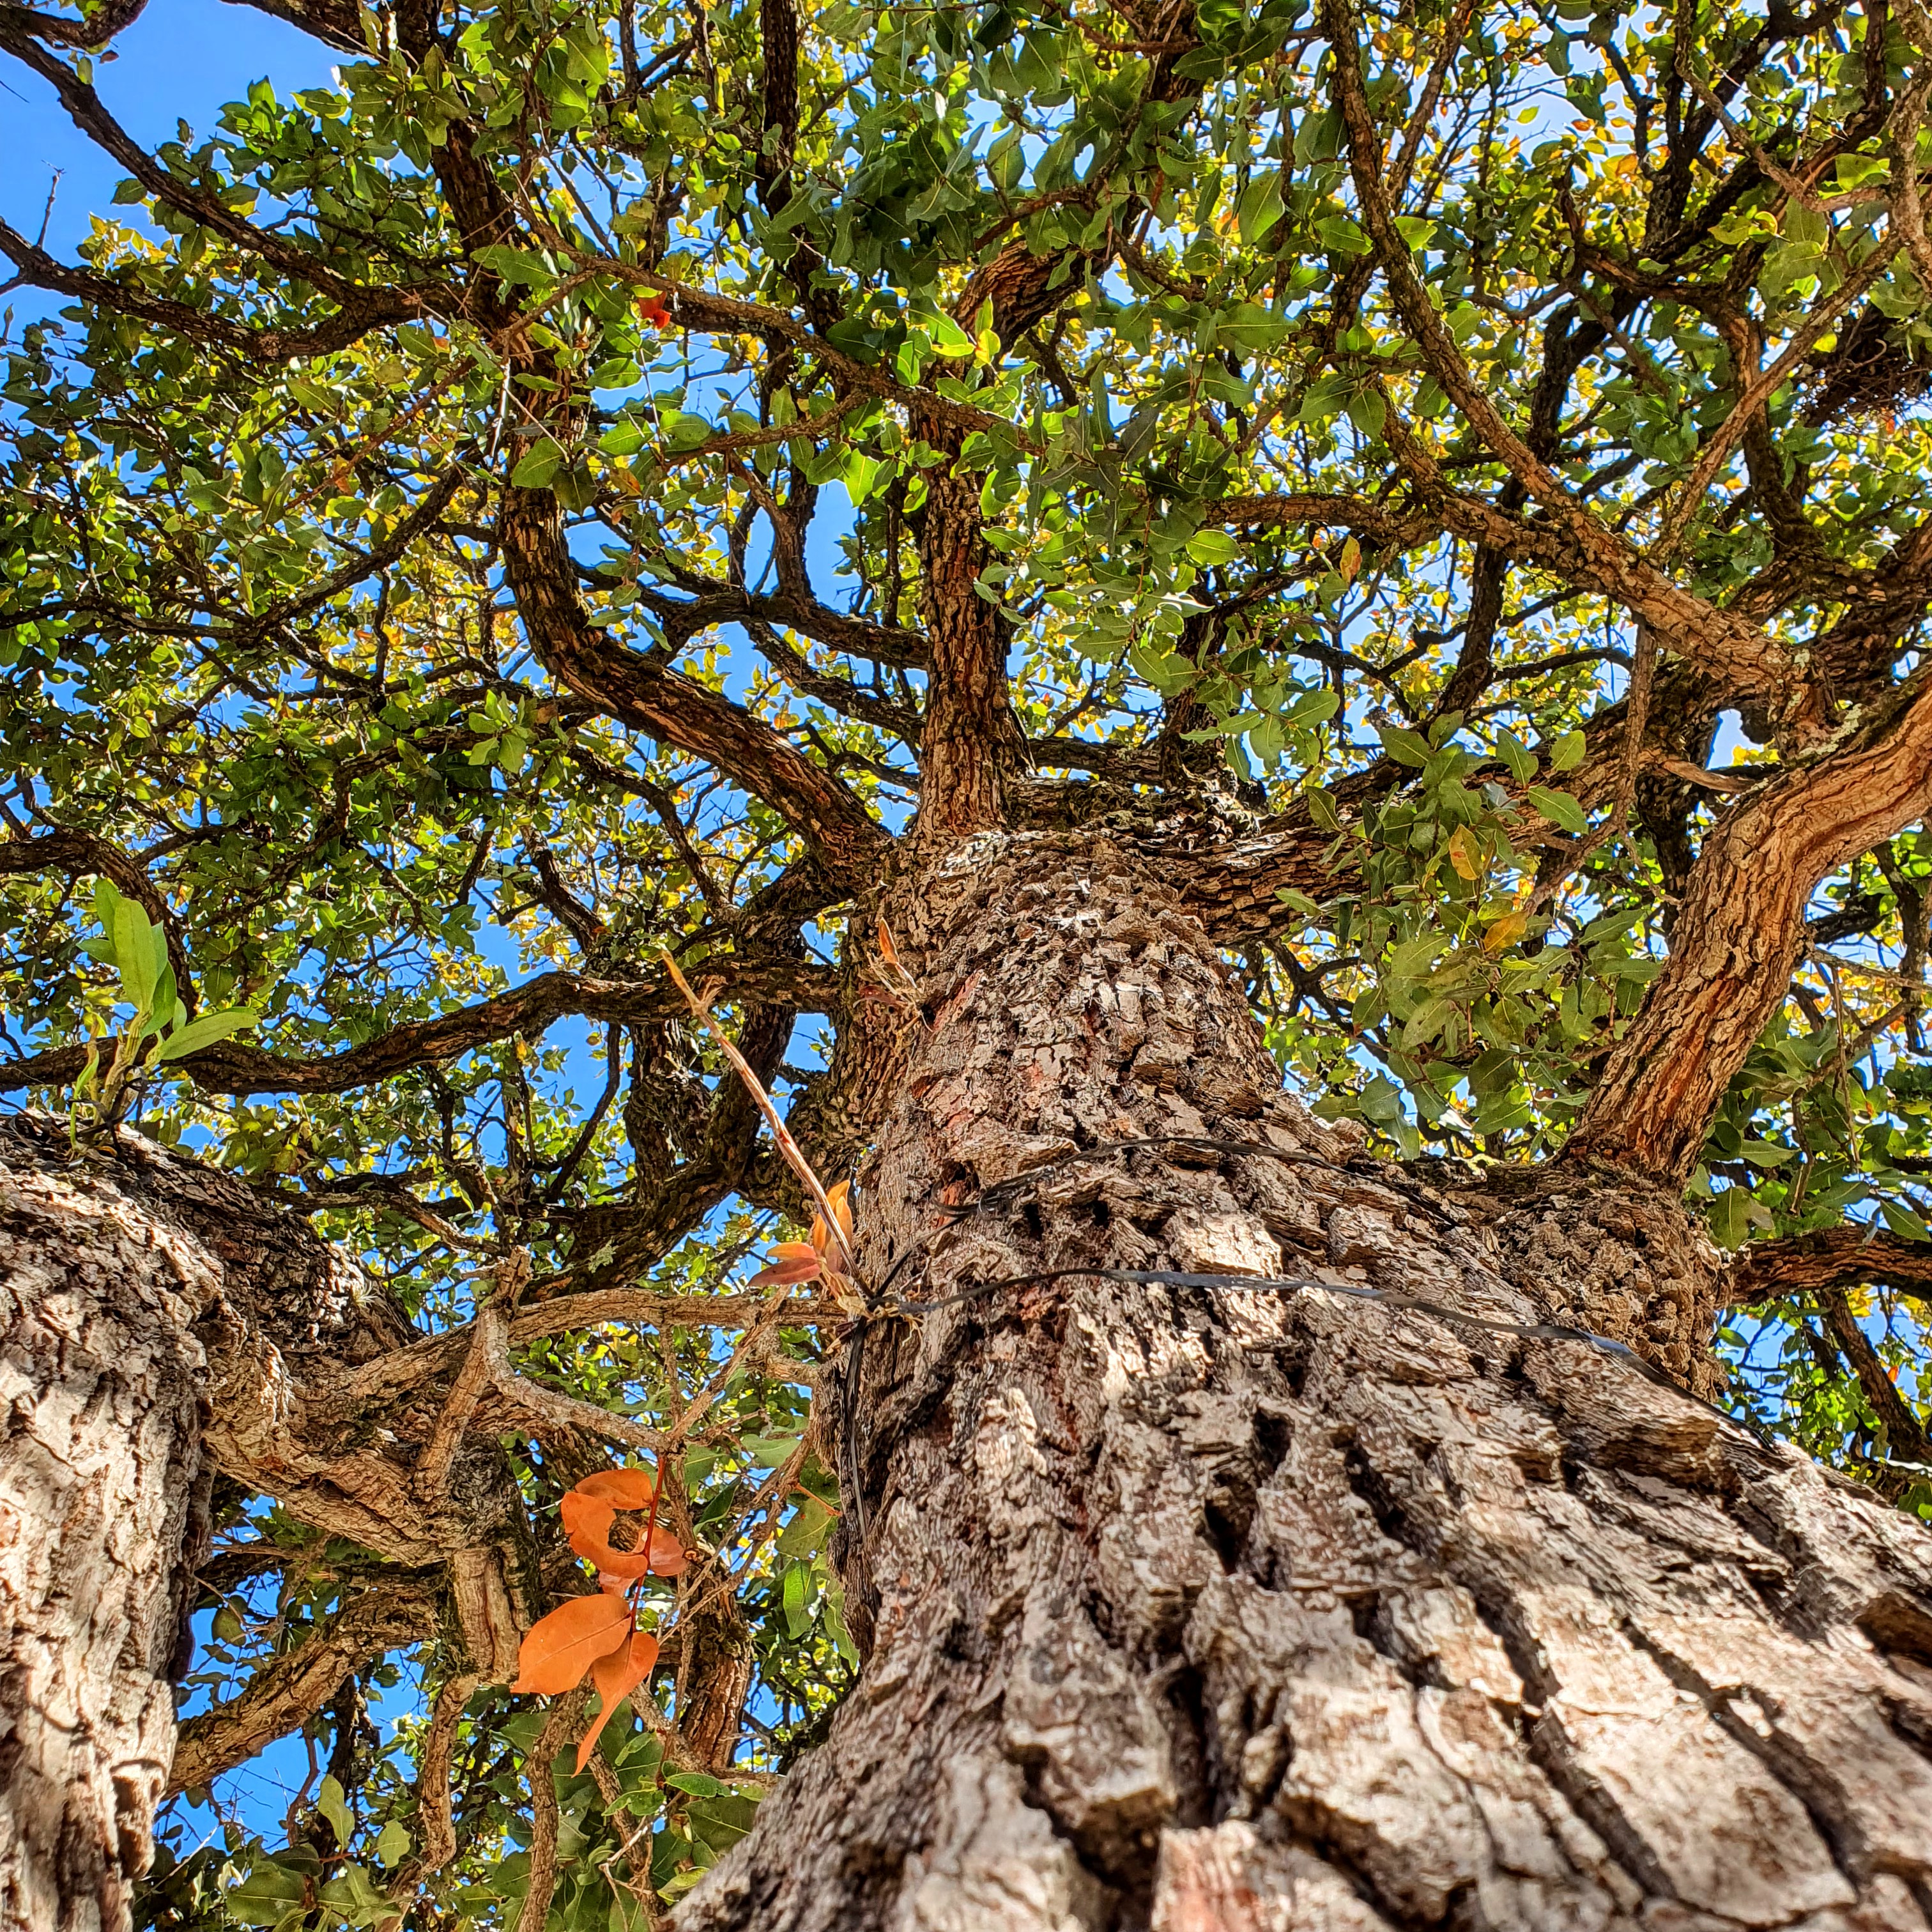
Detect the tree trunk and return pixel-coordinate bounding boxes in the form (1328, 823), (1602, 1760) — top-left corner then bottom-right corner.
(680, 829), (1932, 1931)
(0, 1146), (208, 1932)
(0, 1119), (535, 1932)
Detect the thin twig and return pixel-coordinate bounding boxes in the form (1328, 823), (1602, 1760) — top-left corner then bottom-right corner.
(516, 1690), (588, 1932)
(660, 951), (855, 1269)
(585, 1754), (664, 1929)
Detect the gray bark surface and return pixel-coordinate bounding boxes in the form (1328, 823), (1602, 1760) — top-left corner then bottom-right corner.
(0, 1142), (208, 1932)
(0, 1119), (535, 1931)
(680, 830), (1932, 1932)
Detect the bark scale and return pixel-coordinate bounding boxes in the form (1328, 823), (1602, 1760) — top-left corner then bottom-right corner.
(682, 829), (1932, 1931)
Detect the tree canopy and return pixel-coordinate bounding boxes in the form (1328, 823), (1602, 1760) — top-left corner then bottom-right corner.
(3, 0), (1932, 1917)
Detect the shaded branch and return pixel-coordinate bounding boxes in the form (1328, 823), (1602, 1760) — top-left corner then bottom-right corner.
(168, 1587), (438, 1796)
(0, 959), (837, 1096)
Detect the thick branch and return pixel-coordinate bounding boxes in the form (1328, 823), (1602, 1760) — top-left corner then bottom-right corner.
(498, 487), (889, 883)
(1568, 671), (1932, 1181)
(912, 411), (1018, 840)
(1729, 1225), (1932, 1305)
(0, 218), (402, 363)
(168, 1588), (437, 1795)
(0, 13), (436, 327)
(0, 960), (836, 1096)
(1818, 1285), (1932, 1466)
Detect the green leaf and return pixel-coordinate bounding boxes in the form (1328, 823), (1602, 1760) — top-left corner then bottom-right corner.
(1495, 728), (1537, 784)
(318, 1775), (354, 1848)
(666, 1771), (724, 1798)
(1708, 1186), (1756, 1250)
(1527, 786), (1587, 835)
(1185, 528), (1242, 567)
(1235, 170), (1284, 245)
(473, 243), (553, 285)
(781, 1558), (811, 1636)
(374, 1821), (411, 1870)
(227, 1860), (308, 1930)
(318, 1862), (397, 1928)
(843, 450), (884, 504)
(155, 1008), (259, 1062)
(102, 887), (163, 1012)
(1880, 1199), (1932, 1244)
(1314, 214), (1370, 256)
(923, 312), (976, 358)
(1549, 730), (1586, 772)
(510, 440), (564, 488)
(1376, 724), (1434, 768)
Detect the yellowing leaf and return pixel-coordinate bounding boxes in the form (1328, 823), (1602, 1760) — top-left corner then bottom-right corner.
(1338, 535), (1361, 583)
(1483, 910), (1529, 954)
(511, 1593), (632, 1695)
(1446, 826), (1482, 881)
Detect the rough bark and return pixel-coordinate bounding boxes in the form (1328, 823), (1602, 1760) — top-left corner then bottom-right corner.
(0, 1142), (208, 1932)
(679, 829), (1932, 1932)
(0, 1119), (539, 1931)
(912, 416), (1018, 842)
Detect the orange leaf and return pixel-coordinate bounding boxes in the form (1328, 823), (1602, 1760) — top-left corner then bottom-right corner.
(575, 1630), (660, 1772)
(511, 1594), (632, 1695)
(636, 296), (671, 328)
(571, 1522), (689, 1579)
(876, 918), (899, 967)
(574, 1468), (659, 1508)
(826, 1179), (854, 1243)
(560, 1490), (617, 1546)
(748, 1255), (822, 1286)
